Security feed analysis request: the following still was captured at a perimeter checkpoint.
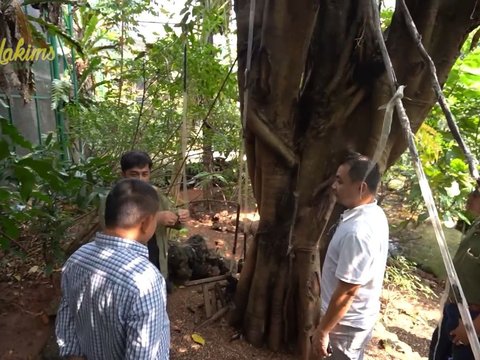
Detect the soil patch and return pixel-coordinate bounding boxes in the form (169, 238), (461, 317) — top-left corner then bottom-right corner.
(0, 281), (58, 360)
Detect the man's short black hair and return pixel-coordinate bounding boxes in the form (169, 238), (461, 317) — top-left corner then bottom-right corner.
(342, 152), (380, 194)
(120, 151), (153, 172)
(105, 178), (159, 229)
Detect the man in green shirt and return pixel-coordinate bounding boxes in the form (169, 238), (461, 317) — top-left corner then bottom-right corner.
(99, 151), (189, 290)
(429, 188), (480, 360)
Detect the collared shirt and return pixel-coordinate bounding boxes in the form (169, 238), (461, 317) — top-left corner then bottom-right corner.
(56, 232), (170, 359)
(321, 201), (389, 330)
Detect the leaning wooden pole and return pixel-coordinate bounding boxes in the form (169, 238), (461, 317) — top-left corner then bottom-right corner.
(398, 0), (479, 180)
(181, 41), (189, 206)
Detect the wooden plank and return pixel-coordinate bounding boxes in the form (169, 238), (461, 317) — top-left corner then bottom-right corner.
(184, 274), (229, 287)
(203, 283), (218, 318)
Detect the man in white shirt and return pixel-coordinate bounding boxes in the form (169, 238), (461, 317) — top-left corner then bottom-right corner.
(314, 153), (389, 360)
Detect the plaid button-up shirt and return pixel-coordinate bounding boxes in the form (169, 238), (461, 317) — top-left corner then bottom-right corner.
(56, 232), (169, 359)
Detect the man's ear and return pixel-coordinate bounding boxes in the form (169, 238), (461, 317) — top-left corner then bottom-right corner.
(121, 171), (127, 178)
(359, 182), (368, 196)
(140, 214), (155, 234)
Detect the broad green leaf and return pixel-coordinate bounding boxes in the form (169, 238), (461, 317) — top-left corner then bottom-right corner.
(450, 158), (468, 172)
(44, 132), (54, 146)
(31, 190), (53, 204)
(457, 212), (472, 224)
(0, 118), (33, 150)
(17, 158), (64, 190)
(13, 165), (36, 201)
(0, 216), (20, 239)
(82, 12), (100, 45)
(0, 188), (10, 201)
(0, 139), (10, 160)
(0, 236), (10, 250)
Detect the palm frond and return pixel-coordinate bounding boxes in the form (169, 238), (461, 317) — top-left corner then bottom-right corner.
(27, 15), (85, 58)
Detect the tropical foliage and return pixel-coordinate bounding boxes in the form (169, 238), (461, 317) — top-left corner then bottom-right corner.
(0, 115), (114, 271)
(0, 0), (241, 267)
(386, 37), (480, 226)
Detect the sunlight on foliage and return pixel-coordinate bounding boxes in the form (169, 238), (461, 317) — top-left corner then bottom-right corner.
(1, 0), (242, 265)
(386, 35), (480, 226)
(385, 255), (437, 299)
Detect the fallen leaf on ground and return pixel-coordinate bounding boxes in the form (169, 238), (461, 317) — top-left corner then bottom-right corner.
(191, 333), (205, 346)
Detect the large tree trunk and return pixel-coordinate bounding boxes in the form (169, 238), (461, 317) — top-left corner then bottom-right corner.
(231, 0), (480, 358)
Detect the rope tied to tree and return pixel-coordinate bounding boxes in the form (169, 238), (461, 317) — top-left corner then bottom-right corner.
(366, 85), (405, 178)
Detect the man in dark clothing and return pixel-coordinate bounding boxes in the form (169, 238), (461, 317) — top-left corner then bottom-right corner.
(429, 189), (480, 360)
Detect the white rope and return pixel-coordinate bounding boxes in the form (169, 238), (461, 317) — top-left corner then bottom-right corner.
(237, 143), (245, 209)
(239, 0), (256, 214)
(370, 1), (480, 357)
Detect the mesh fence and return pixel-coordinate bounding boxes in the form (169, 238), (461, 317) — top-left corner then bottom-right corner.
(0, 5), (73, 157)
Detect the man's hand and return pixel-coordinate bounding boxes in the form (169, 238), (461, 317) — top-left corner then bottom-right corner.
(450, 321), (470, 345)
(313, 327), (331, 357)
(157, 211), (179, 226)
(313, 280), (360, 357)
(177, 209), (190, 223)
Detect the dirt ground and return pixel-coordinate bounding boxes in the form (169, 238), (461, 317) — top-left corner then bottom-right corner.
(0, 281), (56, 360)
(0, 205), (442, 360)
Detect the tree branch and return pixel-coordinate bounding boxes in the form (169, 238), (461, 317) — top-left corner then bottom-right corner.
(247, 109), (297, 168)
(399, 0), (479, 180)
(130, 58), (147, 150)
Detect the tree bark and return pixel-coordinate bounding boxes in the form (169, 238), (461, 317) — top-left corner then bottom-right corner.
(232, 0), (480, 358)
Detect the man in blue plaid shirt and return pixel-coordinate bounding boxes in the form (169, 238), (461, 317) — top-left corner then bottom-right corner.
(56, 178), (170, 359)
